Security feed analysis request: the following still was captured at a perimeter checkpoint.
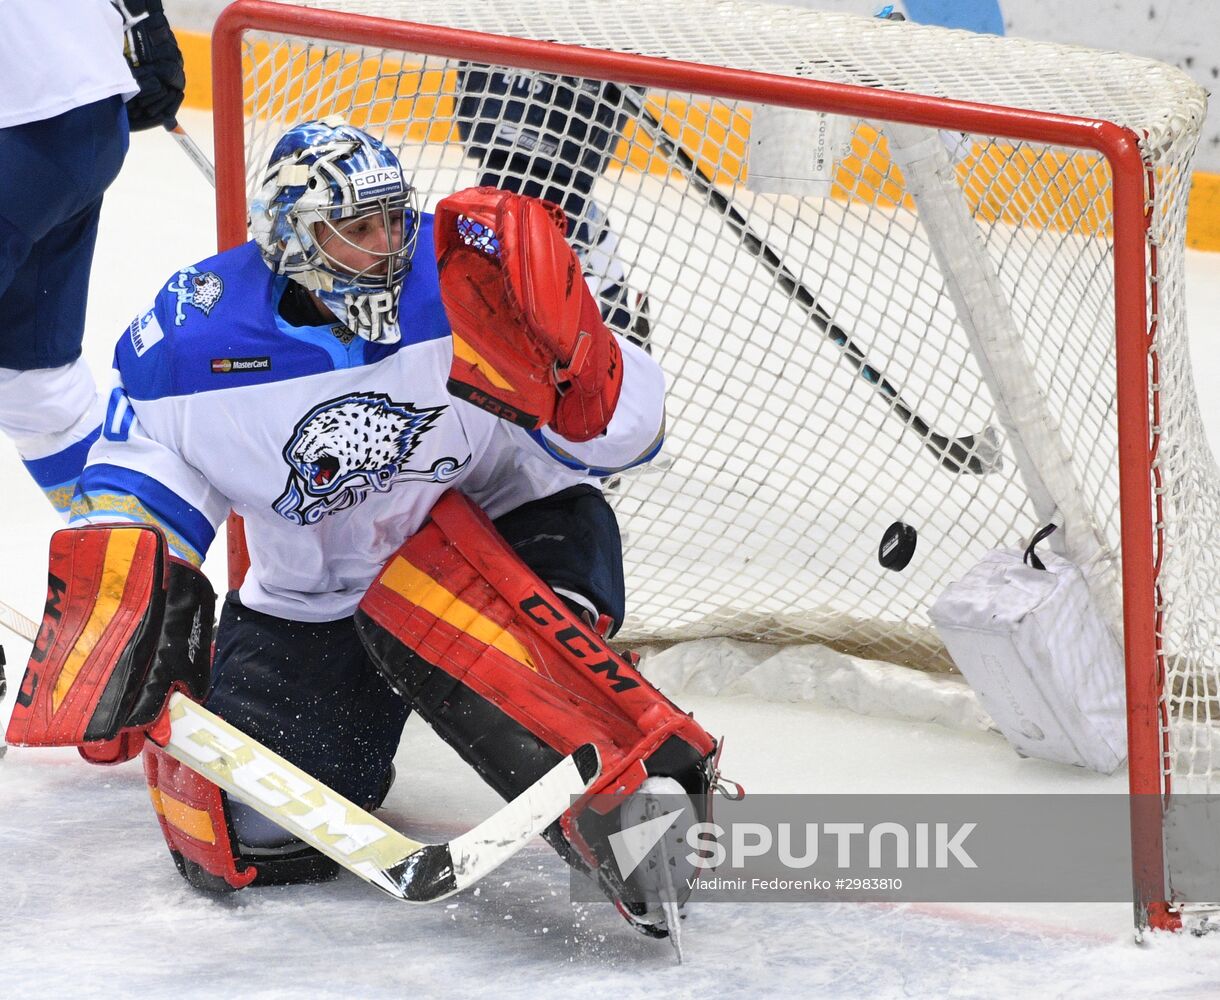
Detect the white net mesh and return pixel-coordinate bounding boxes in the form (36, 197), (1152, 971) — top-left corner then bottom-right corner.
(224, 2), (1214, 821)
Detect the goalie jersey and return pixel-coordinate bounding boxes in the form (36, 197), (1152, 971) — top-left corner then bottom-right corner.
(71, 218), (665, 622)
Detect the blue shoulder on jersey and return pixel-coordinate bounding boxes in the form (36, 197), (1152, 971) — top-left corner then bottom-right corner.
(116, 216), (449, 402)
(526, 425), (665, 477)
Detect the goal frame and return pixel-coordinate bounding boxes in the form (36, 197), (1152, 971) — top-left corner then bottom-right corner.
(211, 0), (1169, 928)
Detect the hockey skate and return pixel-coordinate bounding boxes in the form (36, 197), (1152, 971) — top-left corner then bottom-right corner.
(565, 775), (696, 960)
(616, 776), (698, 953)
(568, 748), (743, 963)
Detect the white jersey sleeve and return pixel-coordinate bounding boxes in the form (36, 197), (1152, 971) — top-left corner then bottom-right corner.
(532, 336), (666, 477)
(71, 369), (233, 568)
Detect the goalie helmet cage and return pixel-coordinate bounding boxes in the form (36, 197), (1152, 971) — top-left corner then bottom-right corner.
(212, 0), (1212, 931)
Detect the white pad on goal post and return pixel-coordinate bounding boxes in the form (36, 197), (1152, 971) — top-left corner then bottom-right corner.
(929, 527), (1127, 774)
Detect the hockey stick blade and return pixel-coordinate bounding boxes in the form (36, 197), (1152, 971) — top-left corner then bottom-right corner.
(0, 596), (602, 903)
(922, 424), (1003, 476)
(160, 694), (601, 902)
(385, 742), (601, 902)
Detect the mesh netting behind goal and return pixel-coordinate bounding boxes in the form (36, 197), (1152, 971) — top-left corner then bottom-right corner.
(217, 1), (1214, 827)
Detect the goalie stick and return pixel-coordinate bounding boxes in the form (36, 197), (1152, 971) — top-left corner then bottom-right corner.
(0, 598), (600, 903)
(621, 90), (1002, 476)
(158, 696), (599, 902)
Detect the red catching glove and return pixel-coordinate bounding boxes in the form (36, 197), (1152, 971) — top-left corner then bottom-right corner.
(434, 186), (623, 442)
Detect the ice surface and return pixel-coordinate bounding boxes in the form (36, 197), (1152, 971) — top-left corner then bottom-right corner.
(2, 109), (1220, 997)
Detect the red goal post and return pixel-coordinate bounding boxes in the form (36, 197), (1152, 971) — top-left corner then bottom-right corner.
(211, 0), (1191, 930)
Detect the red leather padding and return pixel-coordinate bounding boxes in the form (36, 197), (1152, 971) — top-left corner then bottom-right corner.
(6, 525), (163, 747)
(549, 288), (624, 442)
(358, 491), (714, 798)
(434, 186), (591, 431)
(143, 742), (257, 890)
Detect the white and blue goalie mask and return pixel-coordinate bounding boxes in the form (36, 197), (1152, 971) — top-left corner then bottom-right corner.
(250, 119), (420, 344)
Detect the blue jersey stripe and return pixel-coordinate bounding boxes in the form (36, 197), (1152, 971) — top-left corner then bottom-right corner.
(21, 426), (100, 487)
(75, 463), (217, 560)
(119, 227), (451, 402)
(526, 426), (665, 477)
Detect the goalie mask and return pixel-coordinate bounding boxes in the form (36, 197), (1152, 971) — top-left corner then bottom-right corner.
(250, 119), (420, 344)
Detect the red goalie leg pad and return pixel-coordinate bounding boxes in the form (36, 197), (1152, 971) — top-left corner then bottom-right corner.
(143, 742), (257, 891)
(356, 491), (715, 800)
(5, 524), (213, 757)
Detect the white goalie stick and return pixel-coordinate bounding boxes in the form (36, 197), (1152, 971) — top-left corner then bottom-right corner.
(0, 599), (600, 902)
(619, 89), (1002, 476)
(165, 698), (599, 902)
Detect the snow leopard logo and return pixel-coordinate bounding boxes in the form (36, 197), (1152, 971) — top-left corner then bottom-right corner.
(273, 393), (469, 525)
(168, 267), (225, 326)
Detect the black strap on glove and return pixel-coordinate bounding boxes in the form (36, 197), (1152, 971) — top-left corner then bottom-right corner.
(112, 0), (186, 131)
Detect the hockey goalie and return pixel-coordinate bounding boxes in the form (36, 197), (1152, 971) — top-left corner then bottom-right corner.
(3, 118), (729, 945)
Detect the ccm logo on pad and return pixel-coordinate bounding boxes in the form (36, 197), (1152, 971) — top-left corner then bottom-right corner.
(518, 591), (639, 693)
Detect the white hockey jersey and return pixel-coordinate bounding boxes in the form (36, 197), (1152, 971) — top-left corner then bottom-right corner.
(0, 0), (137, 129)
(73, 216), (665, 623)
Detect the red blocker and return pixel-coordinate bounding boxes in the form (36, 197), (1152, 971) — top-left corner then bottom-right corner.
(8, 526), (163, 746)
(6, 524), (213, 754)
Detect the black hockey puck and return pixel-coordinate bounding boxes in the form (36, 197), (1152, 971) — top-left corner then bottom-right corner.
(878, 521), (917, 571)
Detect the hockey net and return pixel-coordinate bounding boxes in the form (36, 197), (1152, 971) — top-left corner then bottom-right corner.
(213, 0), (1212, 924)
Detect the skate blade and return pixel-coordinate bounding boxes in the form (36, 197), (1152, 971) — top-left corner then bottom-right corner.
(663, 898), (684, 963)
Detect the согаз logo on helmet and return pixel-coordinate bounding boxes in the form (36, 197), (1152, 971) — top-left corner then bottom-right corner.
(350, 168), (403, 199)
